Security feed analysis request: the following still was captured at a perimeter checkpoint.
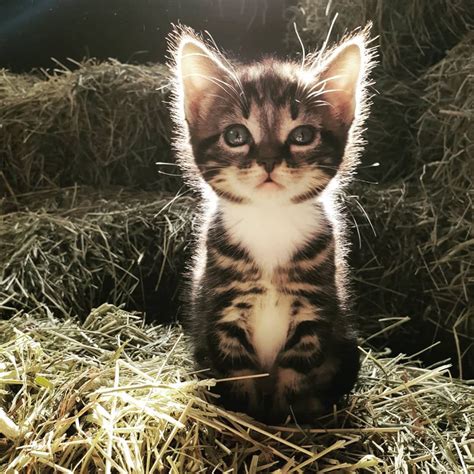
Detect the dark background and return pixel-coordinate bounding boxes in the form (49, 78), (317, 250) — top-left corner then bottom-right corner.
(0, 0), (291, 72)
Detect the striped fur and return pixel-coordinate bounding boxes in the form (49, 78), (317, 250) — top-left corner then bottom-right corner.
(169, 25), (374, 423)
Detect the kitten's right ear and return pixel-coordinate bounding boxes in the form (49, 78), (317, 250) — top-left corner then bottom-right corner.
(175, 35), (234, 126)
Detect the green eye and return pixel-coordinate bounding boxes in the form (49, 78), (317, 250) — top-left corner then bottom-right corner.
(288, 125), (316, 146)
(224, 124), (251, 147)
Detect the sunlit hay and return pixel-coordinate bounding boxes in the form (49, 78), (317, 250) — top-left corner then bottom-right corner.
(0, 305), (472, 472)
(0, 187), (195, 319)
(0, 60), (178, 195)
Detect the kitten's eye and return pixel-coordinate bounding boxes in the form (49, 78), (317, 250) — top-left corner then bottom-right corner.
(223, 124), (251, 147)
(288, 125), (316, 146)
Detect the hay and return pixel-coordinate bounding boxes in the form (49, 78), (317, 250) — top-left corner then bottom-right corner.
(416, 33), (473, 167)
(284, 3), (473, 375)
(0, 60), (178, 195)
(347, 168), (472, 377)
(286, 0), (473, 78)
(0, 187), (195, 320)
(0, 304), (472, 472)
(346, 33), (473, 377)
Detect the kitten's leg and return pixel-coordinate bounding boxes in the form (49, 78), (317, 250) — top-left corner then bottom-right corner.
(273, 319), (327, 422)
(273, 319), (359, 424)
(204, 317), (260, 414)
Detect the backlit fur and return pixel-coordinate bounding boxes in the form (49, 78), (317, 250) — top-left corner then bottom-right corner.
(168, 25), (375, 423)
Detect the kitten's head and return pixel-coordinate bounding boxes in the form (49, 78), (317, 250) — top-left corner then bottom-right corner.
(169, 26), (374, 204)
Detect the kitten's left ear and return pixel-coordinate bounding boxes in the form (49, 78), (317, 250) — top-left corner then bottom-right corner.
(318, 35), (369, 128)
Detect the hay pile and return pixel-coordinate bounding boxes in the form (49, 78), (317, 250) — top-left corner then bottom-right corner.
(0, 59), (192, 323)
(1, 305), (472, 472)
(349, 32), (473, 377)
(0, 187), (194, 320)
(0, 60), (178, 194)
(287, 2), (473, 376)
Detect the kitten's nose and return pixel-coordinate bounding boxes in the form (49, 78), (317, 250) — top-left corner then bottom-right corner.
(257, 156), (278, 174)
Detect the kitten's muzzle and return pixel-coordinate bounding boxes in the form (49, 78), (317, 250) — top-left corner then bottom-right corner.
(256, 156), (281, 174)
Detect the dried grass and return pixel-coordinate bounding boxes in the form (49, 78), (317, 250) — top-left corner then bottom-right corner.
(0, 305), (472, 473)
(346, 33), (473, 377)
(0, 60), (177, 194)
(286, 0), (472, 78)
(0, 187), (195, 320)
(0, 6), (472, 470)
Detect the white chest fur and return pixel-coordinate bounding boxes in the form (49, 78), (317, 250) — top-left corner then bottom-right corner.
(249, 289), (294, 369)
(220, 200), (322, 273)
(220, 200), (323, 369)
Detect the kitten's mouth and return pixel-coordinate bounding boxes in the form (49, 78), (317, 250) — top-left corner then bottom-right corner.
(257, 175), (284, 190)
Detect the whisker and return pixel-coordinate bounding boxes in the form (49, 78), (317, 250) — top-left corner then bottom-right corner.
(304, 82), (325, 98)
(351, 195), (377, 237)
(293, 22), (308, 105)
(181, 71), (243, 107)
(305, 99), (332, 110)
(155, 162), (180, 167)
(308, 13), (339, 72)
(201, 32), (249, 113)
(204, 93), (244, 111)
(305, 76), (345, 93)
(346, 205), (363, 249)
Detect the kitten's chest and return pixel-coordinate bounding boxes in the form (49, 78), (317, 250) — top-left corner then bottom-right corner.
(220, 201), (322, 273)
(218, 201), (324, 369)
(248, 287), (293, 370)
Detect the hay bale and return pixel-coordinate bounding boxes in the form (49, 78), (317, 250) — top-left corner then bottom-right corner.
(346, 33), (473, 377)
(0, 304), (472, 472)
(0, 60), (178, 195)
(348, 172), (472, 376)
(416, 32), (473, 166)
(0, 188), (195, 320)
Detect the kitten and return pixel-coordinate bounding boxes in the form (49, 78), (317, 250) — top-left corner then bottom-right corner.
(169, 26), (373, 424)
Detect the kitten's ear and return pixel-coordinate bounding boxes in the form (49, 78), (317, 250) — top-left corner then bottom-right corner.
(318, 36), (368, 127)
(176, 36), (234, 126)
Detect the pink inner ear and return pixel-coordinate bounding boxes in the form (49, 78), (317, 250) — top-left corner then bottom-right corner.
(178, 38), (232, 126)
(320, 42), (363, 126)
(180, 41), (213, 92)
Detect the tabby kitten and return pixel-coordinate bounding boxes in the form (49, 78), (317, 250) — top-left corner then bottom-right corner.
(169, 26), (373, 423)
